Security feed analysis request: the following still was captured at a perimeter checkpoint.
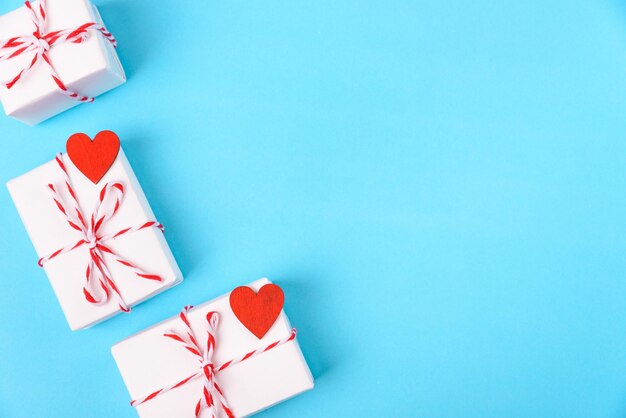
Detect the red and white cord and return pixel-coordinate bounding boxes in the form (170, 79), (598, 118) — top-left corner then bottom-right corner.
(130, 306), (297, 418)
(38, 153), (164, 312)
(0, 0), (117, 102)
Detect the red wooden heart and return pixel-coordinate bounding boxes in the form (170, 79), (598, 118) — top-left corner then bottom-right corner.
(66, 130), (120, 184)
(229, 284), (285, 339)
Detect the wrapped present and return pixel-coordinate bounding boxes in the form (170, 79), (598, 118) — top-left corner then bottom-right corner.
(112, 278), (314, 418)
(7, 131), (182, 330)
(0, 0), (125, 125)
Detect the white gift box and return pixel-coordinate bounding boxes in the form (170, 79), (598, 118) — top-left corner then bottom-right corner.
(0, 0), (125, 125)
(112, 278), (314, 418)
(6, 147), (182, 330)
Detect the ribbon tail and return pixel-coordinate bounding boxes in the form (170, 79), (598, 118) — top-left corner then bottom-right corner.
(213, 383), (234, 418)
(83, 253), (108, 305)
(98, 243), (163, 282)
(194, 399), (202, 418)
(40, 50), (94, 102)
(204, 390), (218, 418)
(2, 49), (40, 89)
(91, 247), (129, 312)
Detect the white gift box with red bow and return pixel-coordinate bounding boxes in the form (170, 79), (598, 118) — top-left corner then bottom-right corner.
(0, 0), (125, 125)
(6, 145), (182, 330)
(112, 278), (314, 418)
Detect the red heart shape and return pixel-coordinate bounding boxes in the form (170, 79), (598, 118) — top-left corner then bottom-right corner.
(66, 130), (120, 184)
(229, 284), (285, 339)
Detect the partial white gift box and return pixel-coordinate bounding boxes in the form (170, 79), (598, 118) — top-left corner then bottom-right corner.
(0, 0), (125, 125)
(7, 147), (182, 330)
(112, 278), (314, 418)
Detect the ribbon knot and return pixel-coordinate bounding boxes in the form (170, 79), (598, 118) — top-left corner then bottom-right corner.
(84, 230), (98, 249)
(0, 0), (117, 102)
(131, 306), (298, 418)
(202, 362), (215, 377)
(38, 154), (165, 313)
(30, 35), (50, 52)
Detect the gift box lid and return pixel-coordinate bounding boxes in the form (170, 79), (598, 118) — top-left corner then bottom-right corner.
(112, 278), (314, 417)
(6, 145), (182, 330)
(0, 0), (125, 124)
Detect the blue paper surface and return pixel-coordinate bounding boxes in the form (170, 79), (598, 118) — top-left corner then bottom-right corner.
(2, 0), (626, 417)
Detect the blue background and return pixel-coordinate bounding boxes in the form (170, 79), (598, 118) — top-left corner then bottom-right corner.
(2, 0), (626, 417)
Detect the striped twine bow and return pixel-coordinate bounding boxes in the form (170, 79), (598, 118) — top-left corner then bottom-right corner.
(0, 0), (117, 102)
(131, 306), (298, 418)
(38, 154), (164, 312)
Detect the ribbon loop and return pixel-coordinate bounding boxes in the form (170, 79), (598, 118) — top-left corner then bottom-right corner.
(0, 0), (117, 102)
(38, 154), (164, 313)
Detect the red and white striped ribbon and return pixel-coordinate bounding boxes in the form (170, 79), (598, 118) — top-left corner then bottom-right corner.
(130, 306), (298, 418)
(0, 0), (117, 102)
(38, 153), (164, 312)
